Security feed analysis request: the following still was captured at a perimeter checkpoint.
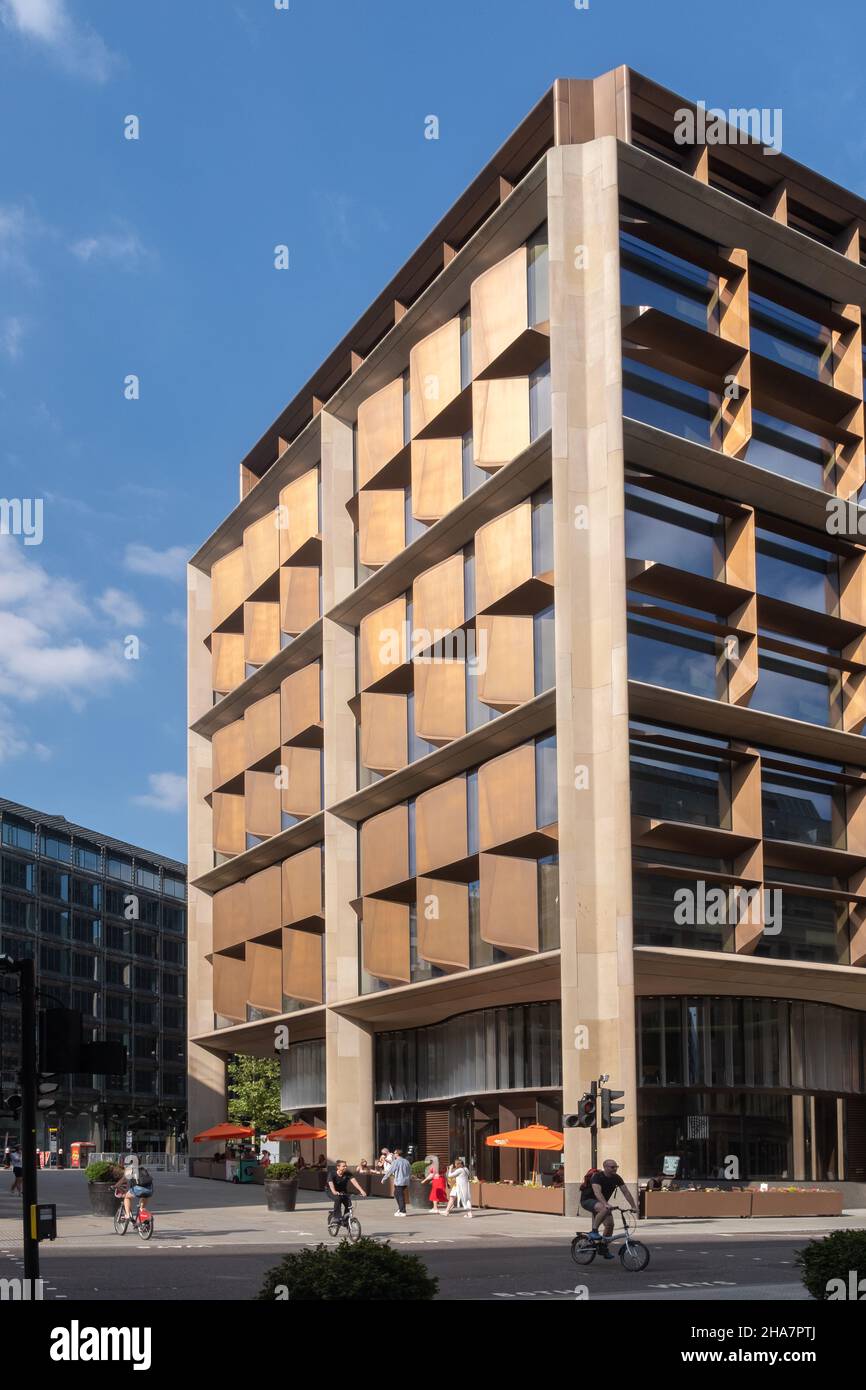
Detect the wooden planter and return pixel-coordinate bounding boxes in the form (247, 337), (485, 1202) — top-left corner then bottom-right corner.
(479, 1182), (565, 1214)
(750, 1190), (843, 1217)
(264, 1179), (299, 1212)
(644, 1189), (752, 1219)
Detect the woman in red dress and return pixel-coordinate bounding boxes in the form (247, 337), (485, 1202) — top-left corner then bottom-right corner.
(423, 1160), (448, 1213)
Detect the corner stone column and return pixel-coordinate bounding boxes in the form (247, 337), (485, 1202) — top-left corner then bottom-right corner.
(548, 138), (638, 1212)
(321, 410), (375, 1164)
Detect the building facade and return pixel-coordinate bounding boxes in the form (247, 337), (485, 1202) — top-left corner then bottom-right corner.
(0, 798), (187, 1152)
(188, 69), (866, 1201)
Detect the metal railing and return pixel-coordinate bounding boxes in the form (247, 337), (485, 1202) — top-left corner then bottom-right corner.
(90, 1152), (188, 1172)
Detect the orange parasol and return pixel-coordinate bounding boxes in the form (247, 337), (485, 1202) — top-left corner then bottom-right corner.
(193, 1122), (254, 1143)
(266, 1122), (327, 1141)
(485, 1123), (564, 1184)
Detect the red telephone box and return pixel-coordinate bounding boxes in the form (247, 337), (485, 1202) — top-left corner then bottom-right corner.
(70, 1141), (96, 1169)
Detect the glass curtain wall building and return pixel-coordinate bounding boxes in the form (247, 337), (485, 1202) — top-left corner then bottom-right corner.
(188, 68), (866, 1199)
(0, 798), (187, 1152)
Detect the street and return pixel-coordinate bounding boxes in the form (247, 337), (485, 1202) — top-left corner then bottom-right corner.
(1, 1169), (861, 1301)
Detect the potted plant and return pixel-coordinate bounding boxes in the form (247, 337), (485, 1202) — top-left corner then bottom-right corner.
(408, 1159), (432, 1210)
(263, 1162), (299, 1212)
(256, 1237), (438, 1300)
(85, 1160), (123, 1216)
(796, 1229), (866, 1299)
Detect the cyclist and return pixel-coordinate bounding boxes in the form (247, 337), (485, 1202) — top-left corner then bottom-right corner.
(121, 1153), (154, 1222)
(327, 1159), (366, 1225)
(580, 1159), (637, 1259)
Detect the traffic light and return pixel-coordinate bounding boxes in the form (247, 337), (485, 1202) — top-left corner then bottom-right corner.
(601, 1087), (625, 1128)
(36, 1074), (60, 1112)
(4, 1092), (21, 1115)
(39, 1008), (82, 1073)
(564, 1092), (597, 1129)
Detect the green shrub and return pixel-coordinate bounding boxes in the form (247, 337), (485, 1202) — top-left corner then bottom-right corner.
(256, 1237), (438, 1301)
(410, 1160), (427, 1179)
(795, 1230), (866, 1300)
(85, 1161), (123, 1184)
(264, 1162), (298, 1181)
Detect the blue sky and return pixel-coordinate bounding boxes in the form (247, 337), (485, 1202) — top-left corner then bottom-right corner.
(0, 0), (863, 863)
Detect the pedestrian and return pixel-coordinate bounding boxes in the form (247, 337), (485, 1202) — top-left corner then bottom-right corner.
(384, 1147), (411, 1216)
(375, 1147), (392, 1173)
(10, 1145), (23, 1194)
(445, 1156), (472, 1217)
(423, 1160), (448, 1213)
(356, 1158), (370, 1173)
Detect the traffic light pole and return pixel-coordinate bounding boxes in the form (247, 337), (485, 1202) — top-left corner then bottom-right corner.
(590, 1078), (598, 1170)
(14, 957), (39, 1283)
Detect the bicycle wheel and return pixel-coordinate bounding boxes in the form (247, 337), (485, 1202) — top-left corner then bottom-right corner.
(619, 1240), (650, 1272)
(114, 1207), (130, 1236)
(570, 1235), (597, 1266)
(346, 1217), (362, 1243)
(137, 1215), (154, 1241)
(327, 1218), (341, 1237)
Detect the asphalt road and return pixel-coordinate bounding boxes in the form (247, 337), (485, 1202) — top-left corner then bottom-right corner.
(0, 1169), (853, 1302)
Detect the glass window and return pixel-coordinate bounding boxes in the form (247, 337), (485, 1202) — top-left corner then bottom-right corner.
(40, 866), (69, 901)
(462, 433), (486, 498)
(533, 605), (555, 694)
(623, 359), (719, 446)
(529, 360), (551, 440)
(620, 231), (717, 331)
(71, 876), (101, 910)
(72, 915), (101, 945)
(625, 482), (725, 579)
(527, 225), (549, 326)
(750, 291), (830, 380)
(41, 833), (71, 863)
(760, 754), (845, 848)
(73, 840), (101, 872)
(632, 863), (732, 952)
(107, 855), (133, 883)
(2, 856), (34, 892)
(40, 907), (69, 938)
(460, 307), (472, 389)
(756, 528), (837, 612)
(753, 892), (845, 965)
(535, 732), (557, 829)
(135, 863), (160, 892)
(531, 483), (553, 575)
(162, 904), (185, 933)
(105, 923), (132, 953)
(746, 410), (832, 490)
(628, 603), (723, 698)
(538, 856), (560, 950)
(629, 723), (732, 829)
(752, 647), (834, 726)
(106, 959), (131, 988)
(162, 875), (186, 900)
(2, 817), (35, 851)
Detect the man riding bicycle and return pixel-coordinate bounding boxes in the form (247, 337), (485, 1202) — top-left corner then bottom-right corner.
(579, 1159), (637, 1259)
(326, 1159), (366, 1223)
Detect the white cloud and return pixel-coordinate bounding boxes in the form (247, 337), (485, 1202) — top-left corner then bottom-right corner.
(0, 535), (130, 703)
(0, 0), (116, 83)
(132, 771), (186, 814)
(124, 543), (187, 581)
(0, 702), (51, 762)
(1, 316), (24, 359)
(69, 227), (150, 269)
(96, 587), (145, 628)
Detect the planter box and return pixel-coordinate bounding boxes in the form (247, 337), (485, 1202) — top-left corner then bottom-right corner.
(264, 1179), (298, 1212)
(750, 1190), (843, 1217)
(297, 1168), (327, 1191)
(644, 1190), (752, 1219)
(88, 1183), (122, 1217)
(479, 1182), (564, 1215)
(409, 1177), (432, 1210)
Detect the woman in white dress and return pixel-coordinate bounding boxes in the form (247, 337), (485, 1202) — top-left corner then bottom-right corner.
(445, 1156), (472, 1218)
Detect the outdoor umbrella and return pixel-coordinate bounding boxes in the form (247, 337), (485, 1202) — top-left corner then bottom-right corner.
(266, 1123), (327, 1141)
(485, 1123), (564, 1185)
(192, 1123), (255, 1144)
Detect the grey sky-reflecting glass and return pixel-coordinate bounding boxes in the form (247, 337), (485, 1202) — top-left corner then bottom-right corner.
(630, 744), (731, 828)
(535, 732), (557, 829)
(402, 371), (411, 446)
(753, 893), (843, 964)
(404, 488), (426, 545)
(408, 801), (416, 877)
(408, 691), (437, 761)
(620, 233), (717, 330)
(533, 605), (555, 694)
(632, 872), (728, 952)
(746, 410), (832, 489)
(625, 485), (724, 579)
(462, 432), (486, 497)
(280, 1038), (326, 1109)
(623, 359), (718, 445)
(751, 653), (832, 725)
(463, 544), (476, 617)
(756, 530), (836, 612)
(531, 483), (553, 575)
(627, 614), (720, 698)
(466, 663), (497, 730)
(371, 1000), (562, 1101)
(460, 307), (472, 389)
(410, 902), (438, 983)
(761, 768), (840, 847)
(538, 856), (560, 950)
(527, 225), (549, 326)
(467, 772), (479, 855)
(468, 879), (494, 968)
(529, 361), (551, 439)
(749, 292), (829, 380)
(1, 818), (35, 851)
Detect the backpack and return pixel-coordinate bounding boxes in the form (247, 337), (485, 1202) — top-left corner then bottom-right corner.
(579, 1168), (601, 1194)
(137, 1166), (153, 1189)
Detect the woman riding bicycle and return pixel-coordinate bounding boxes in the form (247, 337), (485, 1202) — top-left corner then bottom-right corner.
(121, 1153), (154, 1221)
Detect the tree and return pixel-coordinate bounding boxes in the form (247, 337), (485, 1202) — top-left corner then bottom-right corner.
(226, 1054), (291, 1139)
